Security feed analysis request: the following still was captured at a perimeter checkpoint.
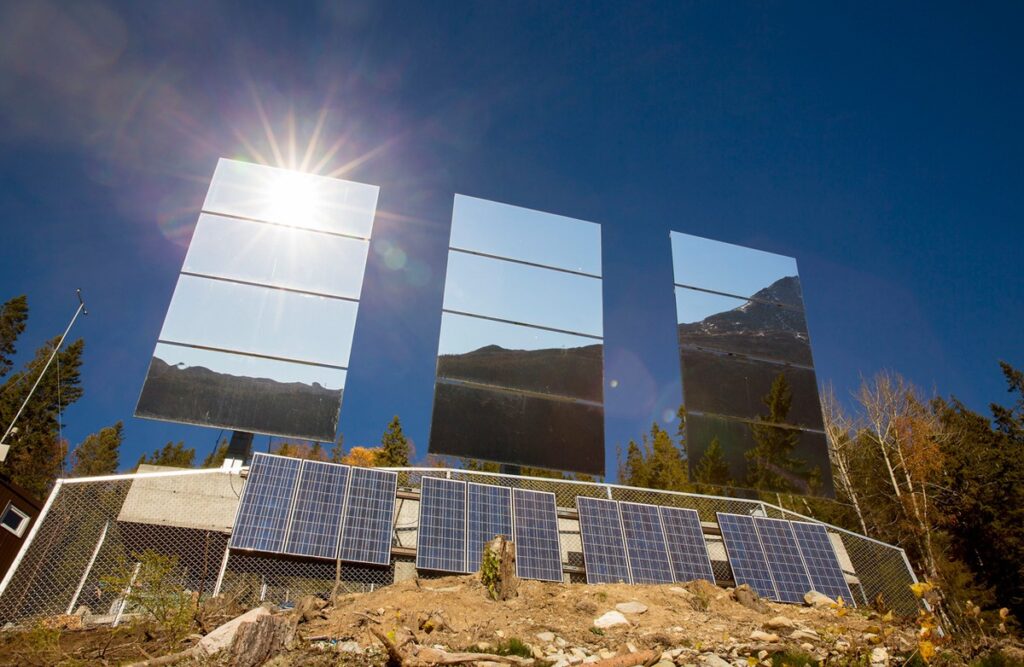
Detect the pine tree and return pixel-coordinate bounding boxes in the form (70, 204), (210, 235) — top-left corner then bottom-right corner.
(0, 295), (28, 379)
(746, 373), (803, 492)
(137, 441), (196, 468)
(202, 439), (229, 468)
(71, 421), (123, 477)
(329, 435), (345, 463)
(0, 336), (84, 498)
(694, 436), (731, 488)
(376, 416), (411, 467)
(645, 422), (690, 491)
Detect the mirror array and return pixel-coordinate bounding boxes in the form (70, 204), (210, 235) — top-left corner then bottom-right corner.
(229, 453), (396, 566)
(670, 232), (833, 497)
(136, 159), (379, 442)
(716, 512), (855, 605)
(576, 499), (714, 585)
(429, 195), (606, 476)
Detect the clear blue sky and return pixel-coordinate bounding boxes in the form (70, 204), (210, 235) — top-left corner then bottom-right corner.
(0, 2), (1021, 475)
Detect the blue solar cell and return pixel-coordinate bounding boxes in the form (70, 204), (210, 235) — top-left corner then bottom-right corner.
(619, 502), (673, 584)
(791, 521), (855, 606)
(338, 467), (397, 565)
(467, 483), (512, 572)
(230, 453), (301, 552)
(754, 517), (813, 603)
(716, 513), (778, 600)
(283, 460), (350, 559)
(416, 477), (468, 573)
(659, 507), (716, 583)
(576, 497), (630, 584)
(512, 489), (563, 582)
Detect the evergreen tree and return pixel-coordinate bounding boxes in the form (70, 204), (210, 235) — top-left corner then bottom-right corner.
(329, 435), (345, 463)
(0, 295), (28, 379)
(645, 422), (690, 491)
(620, 439), (648, 487)
(71, 421), (123, 477)
(694, 436), (731, 488)
(202, 438), (228, 468)
(137, 441), (196, 468)
(0, 336), (84, 498)
(747, 373), (803, 492)
(376, 415), (411, 467)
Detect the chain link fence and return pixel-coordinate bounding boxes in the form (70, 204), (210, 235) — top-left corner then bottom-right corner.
(0, 466), (919, 626)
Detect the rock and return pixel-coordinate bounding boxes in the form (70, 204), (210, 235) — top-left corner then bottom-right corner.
(73, 605), (91, 617)
(553, 660), (569, 667)
(495, 630), (505, 638)
(732, 584), (770, 613)
(800, 643), (815, 652)
(338, 641), (362, 653)
(670, 586), (694, 597)
(750, 630), (779, 642)
(863, 633), (881, 644)
(475, 641), (494, 651)
(196, 606), (272, 657)
(576, 600), (598, 614)
(790, 629), (819, 641)
(654, 661), (675, 667)
(765, 616), (796, 630)
(571, 647), (588, 660)
(594, 611), (630, 628)
(803, 591), (836, 608)
(598, 649), (617, 659)
(616, 601), (649, 614)
(627, 642), (638, 653)
(536, 631), (556, 643)
(583, 657), (599, 664)
(533, 646), (546, 659)
(668, 648), (684, 658)
(870, 647), (889, 666)
(556, 637), (569, 648)
(700, 654), (733, 667)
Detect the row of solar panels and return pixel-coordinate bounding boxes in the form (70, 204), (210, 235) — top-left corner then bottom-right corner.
(229, 453), (397, 565)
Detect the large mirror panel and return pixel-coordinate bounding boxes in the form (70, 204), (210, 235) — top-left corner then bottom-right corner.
(429, 381), (604, 476)
(203, 158), (378, 238)
(436, 313), (603, 402)
(450, 194), (602, 275)
(184, 214), (369, 299)
(443, 251), (603, 336)
(670, 232), (802, 307)
(136, 343), (345, 441)
(685, 413), (833, 497)
(675, 287), (812, 366)
(680, 349), (824, 429)
(159, 274), (358, 367)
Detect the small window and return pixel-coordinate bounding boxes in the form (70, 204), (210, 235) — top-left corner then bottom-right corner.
(1, 503), (29, 538)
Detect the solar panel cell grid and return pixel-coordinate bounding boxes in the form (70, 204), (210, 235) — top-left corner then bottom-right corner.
(753, 517), (813, 604)
(513, 489), (563, 582)
(619, 502), (673, 584)
(576, 497), (631, 584)
(658, 506), (716, 583)
(230, 453), (301, 552)
(467, 483), (512, 572)
(716, 513), (778, 600)
(416, 477), (468, 573)
(283, 460), (349, 559)
(338, 467), (397, 565)
(791, 521), (855, 606)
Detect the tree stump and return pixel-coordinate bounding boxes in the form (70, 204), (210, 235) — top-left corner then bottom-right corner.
(228, 614), (296, 667)
(481, 535), (519, 601)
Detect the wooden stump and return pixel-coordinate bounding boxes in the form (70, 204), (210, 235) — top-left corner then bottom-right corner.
(228, 614), (296, 667)
(482, 535), (519, 601)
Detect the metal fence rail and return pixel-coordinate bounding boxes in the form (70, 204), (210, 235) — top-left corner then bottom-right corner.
(0, 467), (920, 625)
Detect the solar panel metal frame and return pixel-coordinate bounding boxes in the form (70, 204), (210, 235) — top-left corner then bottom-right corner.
(467, 483), (512, 572)
(512, 488), (563, 582)
(618, 502), (674, 584)
(658, 506), (716, 584)
(416, 476), (469, 573)
(790, 520), (856, 606)
(576, 497), (631, 584)
(230, 453), (302, 553)
(282, 460), (350, 560)
(716, 512), (779, 600)
(753, 516), (814, 604)
(338, 467), (398, 566)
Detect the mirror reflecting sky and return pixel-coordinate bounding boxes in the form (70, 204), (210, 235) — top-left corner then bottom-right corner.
(203, 158), (379, 238)
(670, 231), (800, 304)
(184, 213), (369, 298)
(159, 274), (358, 367)
(450, 194), (602, 275)
(443, 251), (603, 336)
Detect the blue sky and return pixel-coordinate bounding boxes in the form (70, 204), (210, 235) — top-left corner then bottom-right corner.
(0, 2), (1021, 475)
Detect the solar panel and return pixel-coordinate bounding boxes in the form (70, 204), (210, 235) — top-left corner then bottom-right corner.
(754, 517), (813, 604)
(512, 489), (563, 582)
(230, 453), (301, 552)
(619, 502), (673, 584)
(791, 521), (855, 605)
(338, 467), (397, 565)
(659, 507), (716, 583)
(716, 513), (778, 599)
(416, 477), (468, 573)
(283, 460), (350, 559)
(576, 497), (631, 584)
(467, 483), (512, 572)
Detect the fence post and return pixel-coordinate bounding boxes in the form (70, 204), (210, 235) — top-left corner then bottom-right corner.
(66, 520), (109, 615)
(213, 540), (232, 597)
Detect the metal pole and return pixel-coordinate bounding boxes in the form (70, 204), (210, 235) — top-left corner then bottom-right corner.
(0, 290), (87, 462)
(212, 540), (232, 597)
(67, 520), (109, 615)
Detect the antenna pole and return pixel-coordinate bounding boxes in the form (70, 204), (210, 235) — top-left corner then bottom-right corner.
(0, 290), (88, 462)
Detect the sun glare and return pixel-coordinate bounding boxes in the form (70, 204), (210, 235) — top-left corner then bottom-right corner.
(266, 171), (318, 227)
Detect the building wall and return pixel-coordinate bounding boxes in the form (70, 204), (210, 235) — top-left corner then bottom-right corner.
(0, 476), (43, 580)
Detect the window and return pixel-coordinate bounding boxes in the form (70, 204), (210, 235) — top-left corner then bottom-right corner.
(1, 503), (29, 538)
